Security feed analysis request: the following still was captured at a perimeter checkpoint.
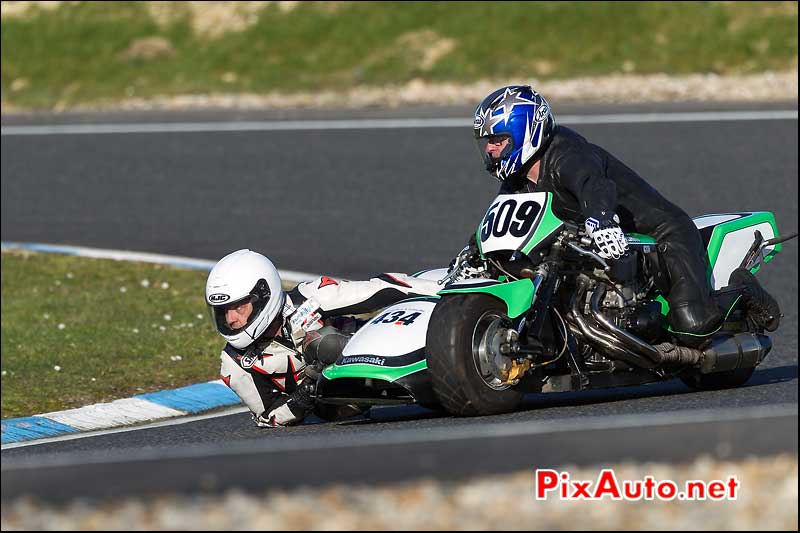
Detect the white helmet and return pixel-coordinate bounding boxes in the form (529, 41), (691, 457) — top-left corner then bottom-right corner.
(205, 249), (285, 349)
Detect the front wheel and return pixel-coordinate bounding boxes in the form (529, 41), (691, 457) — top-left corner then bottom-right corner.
(426, 294), (524, 416)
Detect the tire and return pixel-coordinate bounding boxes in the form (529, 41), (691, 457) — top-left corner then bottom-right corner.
(426, 294), (524, 416)
(679, 367), (755, 391)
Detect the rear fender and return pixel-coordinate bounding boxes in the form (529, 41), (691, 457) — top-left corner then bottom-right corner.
(693, 212), (782, 289)
(653, 212), (784, 317)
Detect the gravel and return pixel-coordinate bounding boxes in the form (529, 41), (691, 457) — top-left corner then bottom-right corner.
(2, 69), (797, 114)
(2, 454), (796, 530)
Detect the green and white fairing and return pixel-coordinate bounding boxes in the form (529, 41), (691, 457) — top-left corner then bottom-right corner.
(322, 298), (436, 383)
(693, 212), (782, 289)
(475, 192), (564, 257)
(318, 191), (786, 405)
(439, 192), (564, 318)
(319, 279), (445, 405)
(440, 192), (785, 316)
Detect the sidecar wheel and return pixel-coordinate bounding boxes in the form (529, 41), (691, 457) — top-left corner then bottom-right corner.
(426, 294), (524, 416)
(313, 403), (370, 422)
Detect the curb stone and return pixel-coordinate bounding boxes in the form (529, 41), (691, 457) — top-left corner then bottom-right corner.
(1, 381), (241, 445)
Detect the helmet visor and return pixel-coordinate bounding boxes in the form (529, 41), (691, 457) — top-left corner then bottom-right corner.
(208, 289), (270, 337)
(208, 295), (252, 336)
(474, 134), (513, 177)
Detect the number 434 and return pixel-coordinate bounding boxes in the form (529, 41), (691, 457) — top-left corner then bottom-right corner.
(371, 310), (422, 326)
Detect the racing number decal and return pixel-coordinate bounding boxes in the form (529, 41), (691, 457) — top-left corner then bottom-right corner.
(371, 310), (422, 326)
(481, 199), (541, 241)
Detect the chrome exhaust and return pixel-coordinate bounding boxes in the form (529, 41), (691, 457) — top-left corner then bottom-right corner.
(588, 282), (771, 372)
(589, 284), (663, 364)
(589, 283), (702, 365)
(569, 283), (657, 369)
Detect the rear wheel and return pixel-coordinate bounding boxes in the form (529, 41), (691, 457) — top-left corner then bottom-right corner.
(679, 367), (755, 390)
(426, 294), (524, 416)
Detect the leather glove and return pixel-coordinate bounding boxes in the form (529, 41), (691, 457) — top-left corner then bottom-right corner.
(252, 378), (316, 428)
(585, 216), (628, 260)
(252, 411), (283, 428)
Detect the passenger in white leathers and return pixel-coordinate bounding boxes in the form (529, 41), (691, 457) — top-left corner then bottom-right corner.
(206, 249), (441, 427)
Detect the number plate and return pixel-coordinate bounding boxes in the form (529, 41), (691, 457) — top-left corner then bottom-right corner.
(479, 192), (547, 254)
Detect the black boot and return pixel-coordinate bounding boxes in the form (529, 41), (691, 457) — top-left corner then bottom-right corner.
(728, 268), (781, 332)
(668, 299), (724, 348)
(657, 234), (724, 347)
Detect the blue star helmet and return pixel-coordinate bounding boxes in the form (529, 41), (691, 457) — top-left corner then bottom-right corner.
(473, 85), (555, 182)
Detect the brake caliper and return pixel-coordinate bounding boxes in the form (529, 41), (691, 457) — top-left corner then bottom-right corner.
(502, 360), (532, 385)
(497, 328), (531, 384)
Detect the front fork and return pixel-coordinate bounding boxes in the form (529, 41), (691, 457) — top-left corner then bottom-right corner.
(497, 263), (562, 384)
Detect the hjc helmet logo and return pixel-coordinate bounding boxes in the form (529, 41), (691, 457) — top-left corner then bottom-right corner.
(209, 293), (231, 303)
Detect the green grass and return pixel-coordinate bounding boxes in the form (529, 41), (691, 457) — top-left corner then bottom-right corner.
(0, 249), (226, 419)
(1, 1), (797, 110)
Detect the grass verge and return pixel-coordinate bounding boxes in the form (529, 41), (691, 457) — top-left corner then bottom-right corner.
(1, 1), (797, 110)
(1, 249), (225, 419)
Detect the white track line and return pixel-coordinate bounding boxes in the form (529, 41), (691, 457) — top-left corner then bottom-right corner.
(1, 110), (796, 136)
(1, 242), (319, 283)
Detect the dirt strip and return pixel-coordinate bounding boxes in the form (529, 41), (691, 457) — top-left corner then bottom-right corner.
(2, 69), (797, 114)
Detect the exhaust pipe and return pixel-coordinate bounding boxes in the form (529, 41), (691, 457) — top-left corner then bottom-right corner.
(569, 283), (657, 369)
(588, 282), (771, 373)
(569, 280), (771, 374)
(590, 284), (663, 364)
(699, 333), (772, 374)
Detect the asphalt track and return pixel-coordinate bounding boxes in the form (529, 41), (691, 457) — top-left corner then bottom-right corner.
(1, 101), (797, 500)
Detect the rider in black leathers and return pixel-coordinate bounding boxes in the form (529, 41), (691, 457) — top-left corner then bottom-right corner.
(468, 86), (723, 344)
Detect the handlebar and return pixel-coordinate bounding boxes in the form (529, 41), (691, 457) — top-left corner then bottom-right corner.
(765, 231), (798, 246)
(565, 241), (611, 271)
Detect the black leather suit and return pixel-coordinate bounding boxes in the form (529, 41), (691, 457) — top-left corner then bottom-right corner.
(501, 125), (723, 340)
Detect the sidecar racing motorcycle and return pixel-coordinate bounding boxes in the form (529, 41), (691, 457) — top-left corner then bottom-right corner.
(315, 192), (796, 417)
